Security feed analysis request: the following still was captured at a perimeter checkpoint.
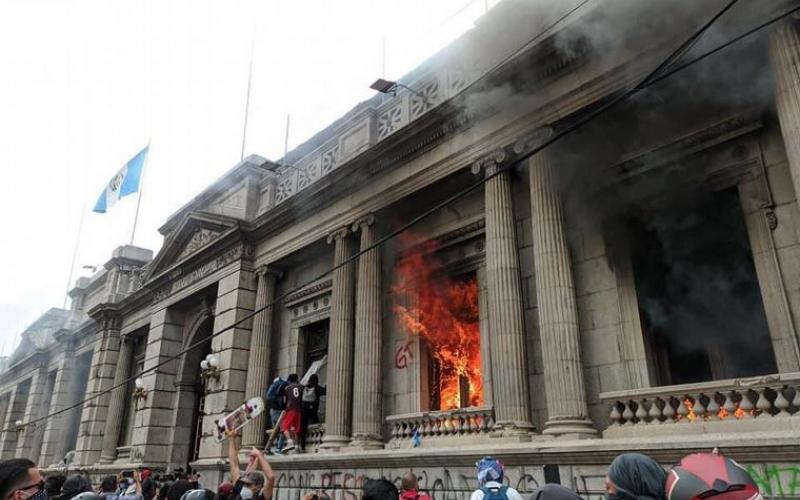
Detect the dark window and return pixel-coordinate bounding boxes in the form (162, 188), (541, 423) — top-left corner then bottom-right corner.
(630, 187), (777, 384)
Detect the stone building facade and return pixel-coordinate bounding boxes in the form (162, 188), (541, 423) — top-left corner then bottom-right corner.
(3, 0), (800, 498)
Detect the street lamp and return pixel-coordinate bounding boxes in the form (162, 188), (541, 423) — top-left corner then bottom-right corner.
(133, 377), (147, 407)
(200, 353), (221, 384)
(369, 78), (429, 103)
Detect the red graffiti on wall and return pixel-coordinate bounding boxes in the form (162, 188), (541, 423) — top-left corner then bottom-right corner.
(395, 342), (413, 369)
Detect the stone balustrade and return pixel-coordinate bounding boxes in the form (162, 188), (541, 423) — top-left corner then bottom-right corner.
(305, 423), (325, 453)
(386, 407), (495, 447)
(601, 373), (800, 431)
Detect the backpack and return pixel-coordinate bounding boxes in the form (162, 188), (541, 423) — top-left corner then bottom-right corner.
(266, 379), (286, 406)
(480, 486), (509, 500)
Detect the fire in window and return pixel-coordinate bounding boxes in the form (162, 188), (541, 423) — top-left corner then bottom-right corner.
(393, 236), (484, 411)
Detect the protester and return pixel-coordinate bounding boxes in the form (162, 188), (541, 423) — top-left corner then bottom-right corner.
(266, 376), (287, 453)
(665, 452), (763, 499)
(177, 490), (214, 500)
(605, 453), (667, 500)
(301, 493), (330, 500)
(362, 479), (399, 500)
(0, 458), (45, 500)
(60, 476), (93, 500)
(299, 374), (326, 452)
(400, 473), (430, 500)
(469, 457), (523, 500)
(140, 470), (156, 500)
(216, 483), (235, 500)
(98, 472), (144, 500)
(530, 484), (584, 500)
(165, 481), (194, 500)
(281, 374), (304, 453)
(45, 476), (66, 500)
(227, 431), (275, 500)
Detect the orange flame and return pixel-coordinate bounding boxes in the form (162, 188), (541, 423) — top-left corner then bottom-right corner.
(685, 399), (698, 422)
(392, 235), (484, 411)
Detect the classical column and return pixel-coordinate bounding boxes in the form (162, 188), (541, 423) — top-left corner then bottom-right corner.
(529, 150), (597, 437)
(474, 150), (533, 435)
(242, 266), (280, 448)
(771, 17), (800, 204)
(350, 215), (384, 449)
(321, 227), (356, 449)
(100, 335), (135, 462)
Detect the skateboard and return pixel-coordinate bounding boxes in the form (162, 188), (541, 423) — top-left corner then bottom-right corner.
(214, 397), (265, 442)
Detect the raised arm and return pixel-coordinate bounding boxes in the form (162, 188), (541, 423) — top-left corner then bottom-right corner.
(250, 448), (276, 500)
(228, 432), (242, 483)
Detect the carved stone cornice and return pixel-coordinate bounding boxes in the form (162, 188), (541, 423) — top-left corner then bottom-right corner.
(326, 226), (350, 244)
(89, 305), (123, 332)
(471, 148), (508, 176)
(351, 214), (375, 232)
(283, 279), (333, 307)
(256, 265), (283, 280)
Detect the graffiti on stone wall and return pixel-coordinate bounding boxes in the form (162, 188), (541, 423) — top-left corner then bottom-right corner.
(394, 342), (413, 369)
(274, 466), (543, 500)
(746, 465), (800, 498)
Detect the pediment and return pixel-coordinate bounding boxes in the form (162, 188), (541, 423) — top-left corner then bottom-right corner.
(146, 212), (240, 279)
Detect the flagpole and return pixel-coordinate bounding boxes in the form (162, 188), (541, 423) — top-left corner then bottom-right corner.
(130, 140), (151, 246)
(240, 17), (256, 160)
(63, 200), (87, 308)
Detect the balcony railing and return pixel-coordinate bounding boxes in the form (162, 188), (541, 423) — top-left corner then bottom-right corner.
(600, 372), (800, 429)
(386, 406), (495, 447)
(305, 423), (324, 453)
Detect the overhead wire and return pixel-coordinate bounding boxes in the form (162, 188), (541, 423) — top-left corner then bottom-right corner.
(12, 0), (795, 436)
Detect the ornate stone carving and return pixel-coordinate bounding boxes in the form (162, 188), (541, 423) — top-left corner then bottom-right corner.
(471, 149), (508, 176)
(326, 226), (350, 244)
(284, 279), (333, 306)
(177, 229), (221, 261)
(152, 244), (249, 302)
(351, 215), (375, 232)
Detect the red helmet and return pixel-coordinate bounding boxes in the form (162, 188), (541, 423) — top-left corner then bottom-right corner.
(666, 453), (762, 500)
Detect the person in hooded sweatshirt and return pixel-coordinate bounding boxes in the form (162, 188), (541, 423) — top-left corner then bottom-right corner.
(400, 473), (430, 500)
(469, 457), (523, 500)
(604, 453), (667, 500)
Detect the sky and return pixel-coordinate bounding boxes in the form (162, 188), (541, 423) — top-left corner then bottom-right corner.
(0, 0), (495, 354)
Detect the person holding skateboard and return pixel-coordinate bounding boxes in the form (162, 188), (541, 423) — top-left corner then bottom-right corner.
(227, 431), (275, 500)
(281, 374), (303, 453)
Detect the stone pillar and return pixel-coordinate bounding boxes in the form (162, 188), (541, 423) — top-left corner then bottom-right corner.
(771, 17), (800, 204)
(350, 216), (384, 449)
(474, 150), (533, 434)
(75, 308), (122, 466)
(242, 266), (280, 448)
(26, 365), (56, 462)
(100, 335), (135, 462)
(528, 150), (597, 437)
(0, 383), (30, 459)
(41, 351), (76, 467)
(15, 364), (47, 460)
(321, 227), (356, 450)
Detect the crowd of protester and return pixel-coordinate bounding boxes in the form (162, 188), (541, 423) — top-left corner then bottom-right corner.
(0, 447), (766, 500)
(265, 373), (326, 454)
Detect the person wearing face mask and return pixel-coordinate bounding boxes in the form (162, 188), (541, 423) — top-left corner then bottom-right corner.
(604, 453), (667, 500)
(227, 431), (275, 500)
(0, 459), (48, 500)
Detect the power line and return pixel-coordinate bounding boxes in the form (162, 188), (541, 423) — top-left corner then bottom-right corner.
(9, 0), (780, 436)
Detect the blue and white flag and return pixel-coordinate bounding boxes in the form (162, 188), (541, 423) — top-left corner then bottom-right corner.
(93, 146), (148, 213)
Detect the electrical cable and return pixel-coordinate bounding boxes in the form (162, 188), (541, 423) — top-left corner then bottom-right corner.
(10, 0), (789, 438)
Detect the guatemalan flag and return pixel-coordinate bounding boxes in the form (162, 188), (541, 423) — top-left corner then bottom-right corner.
(93, 146), (149, 213)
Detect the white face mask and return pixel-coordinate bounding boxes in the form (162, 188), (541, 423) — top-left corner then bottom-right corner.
(240, 488), (253, 500)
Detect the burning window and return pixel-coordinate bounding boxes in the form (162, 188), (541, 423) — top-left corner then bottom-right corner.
(629, 188), (778, 384)
(393, 237), (484, 411)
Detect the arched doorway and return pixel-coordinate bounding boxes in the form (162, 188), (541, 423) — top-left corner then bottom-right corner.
(168, 314), (213, 471)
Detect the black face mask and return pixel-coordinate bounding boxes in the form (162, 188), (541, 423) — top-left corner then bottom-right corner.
(28, 489), (48, 500)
